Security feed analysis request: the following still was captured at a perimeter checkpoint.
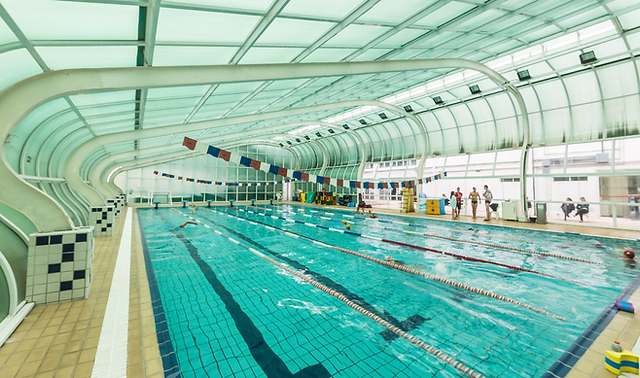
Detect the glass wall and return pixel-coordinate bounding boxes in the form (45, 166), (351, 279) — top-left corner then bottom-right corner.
(119, 144), (295, 203)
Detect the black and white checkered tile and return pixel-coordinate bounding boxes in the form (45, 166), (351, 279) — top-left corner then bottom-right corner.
(89, 206), (114, 237)
(26, 227), (95, 305)
(107, 195), (126, 218)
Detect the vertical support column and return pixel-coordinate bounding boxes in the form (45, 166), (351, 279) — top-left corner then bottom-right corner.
(26, 227), (95, 305)
(89, 206), (115, 237)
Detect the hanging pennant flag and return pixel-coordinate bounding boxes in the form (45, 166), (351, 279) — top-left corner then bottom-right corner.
(180, 137), (446, 190)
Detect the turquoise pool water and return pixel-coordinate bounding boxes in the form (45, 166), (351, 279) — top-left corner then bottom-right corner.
(137, 204), (640, 378)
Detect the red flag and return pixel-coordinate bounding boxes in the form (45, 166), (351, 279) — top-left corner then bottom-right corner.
(219, 150), (231, 162)
(250, 160), (261, 170)
(153, 171), (158, 175)
(324, 177), (331, 185)
(182, 137), (197, 150)
(178, 176), (182, 180)
(355, 182), (361, 188)
(301, 173), (309, 182)
(383, 182), (389, 189)
(337, 179), (343, 187)
(278, 167), (287, 177)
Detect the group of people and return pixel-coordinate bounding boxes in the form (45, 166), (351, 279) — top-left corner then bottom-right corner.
(561, 197), (590, 222)
(446, 185), (494, 221)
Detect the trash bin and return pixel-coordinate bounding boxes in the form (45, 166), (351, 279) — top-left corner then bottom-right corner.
(536, 203), (547, 224)
(418, 194), (427, 214)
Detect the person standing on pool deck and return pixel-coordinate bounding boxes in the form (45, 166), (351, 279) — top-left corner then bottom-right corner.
(483, 185), (493, 221)
(454, 187), (463, 218)
(469, 187), (480, 219)
(449, 191), (458, 220)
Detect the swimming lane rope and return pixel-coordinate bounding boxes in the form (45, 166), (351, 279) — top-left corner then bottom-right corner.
(172, 210), (487, 378)
(277, 205), (616, 267)
(232, 206), (584, 286)
(278, 205), (619, 251)
(201, 207), (566, 321)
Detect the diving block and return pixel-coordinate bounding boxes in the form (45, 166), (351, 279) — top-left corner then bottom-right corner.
(605, 348), (639, 375)
(616, 300), (635, 313)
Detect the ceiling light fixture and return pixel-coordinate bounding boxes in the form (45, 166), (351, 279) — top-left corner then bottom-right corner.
(517, 69), (531, 81)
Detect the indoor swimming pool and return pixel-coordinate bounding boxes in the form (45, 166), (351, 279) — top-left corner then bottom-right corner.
(137, 204), (640, 378)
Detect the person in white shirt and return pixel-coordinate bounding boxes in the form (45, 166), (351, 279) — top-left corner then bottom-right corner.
(483, 185), (493, 221)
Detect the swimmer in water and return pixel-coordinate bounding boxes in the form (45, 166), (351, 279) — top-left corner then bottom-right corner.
(385, 256), (406, 265)
(177, 221), (198, 229)
(368, 210), (377, 219)
(190, 205), (197, 214)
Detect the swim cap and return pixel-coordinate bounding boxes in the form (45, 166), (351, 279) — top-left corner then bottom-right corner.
(343, 220), (347, 224)
(346, 224), (351, 230)
(624, 250), (635, 259)
(595, 243), (603, 248)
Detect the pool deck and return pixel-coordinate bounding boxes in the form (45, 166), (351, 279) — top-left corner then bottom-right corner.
(0, 201), (638, 378)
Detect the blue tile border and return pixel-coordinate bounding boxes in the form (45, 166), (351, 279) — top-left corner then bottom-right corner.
(137, 209), (182, 378)
(541, 270), (640, 377)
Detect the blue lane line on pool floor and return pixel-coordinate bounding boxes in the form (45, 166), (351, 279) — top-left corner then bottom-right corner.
(194, 210), (428, 343)
(167, 215), (331, 378)
(137, 210), (182, 378)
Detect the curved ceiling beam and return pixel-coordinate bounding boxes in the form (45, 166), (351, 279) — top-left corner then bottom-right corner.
(0, 59), (525, 231)
(85, 117), (373, 202)
(95, 122), (364, 199)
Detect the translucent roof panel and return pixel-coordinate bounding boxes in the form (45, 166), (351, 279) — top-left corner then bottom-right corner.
(156, 8), (260, 44)
(323, 24), (391, 48)
(255, 18), (335, 46)
(153, 46), (238, 66)
(359, 0), (439, 24)
(0, 49), (42, 92)
(281, 0), (362, 20)
(239, 47), (305, 64)
(0, 17), (18, 45)
(0, 0), (638, 178)
(2, 0), (138, 40)
(166, 0), (271, 12)
(413, 1), (476, 28)
(35, 46), (137, 70)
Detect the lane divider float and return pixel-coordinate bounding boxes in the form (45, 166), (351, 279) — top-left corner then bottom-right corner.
(171, 210), (487, 378)
(231, 206), (583, 286)
(275, 204), (618, 251)
(203, 207), (566, 321)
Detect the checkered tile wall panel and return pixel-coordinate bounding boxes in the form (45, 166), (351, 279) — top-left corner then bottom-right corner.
(89, 206), (114, 236)
(26, 227), (95, 305)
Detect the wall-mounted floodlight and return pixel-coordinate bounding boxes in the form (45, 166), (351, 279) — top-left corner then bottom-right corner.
(304, 136), (310, 140)
(279, 143), (284, 147)
(433, 96), (444, 105)
(358, 119), (367, 125)
(403, 105), (413, 112)
(286, 141), (292, 145)
(517, 69), (531, 81)
(315, 132), (322, 137)
(469, 85), (481, 94)
(342, 124), (350, 130)
(579, 51), (597, 65)
(295, 138), (301, 143)
(379, 112), (388, 119)
(328, 129), (335, 134)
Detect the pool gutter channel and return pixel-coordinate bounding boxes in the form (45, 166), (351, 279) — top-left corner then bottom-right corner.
(541, 271), (640, 378)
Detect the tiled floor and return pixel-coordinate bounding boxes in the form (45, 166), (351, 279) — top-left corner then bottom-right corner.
(0, 202), (637, 378)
